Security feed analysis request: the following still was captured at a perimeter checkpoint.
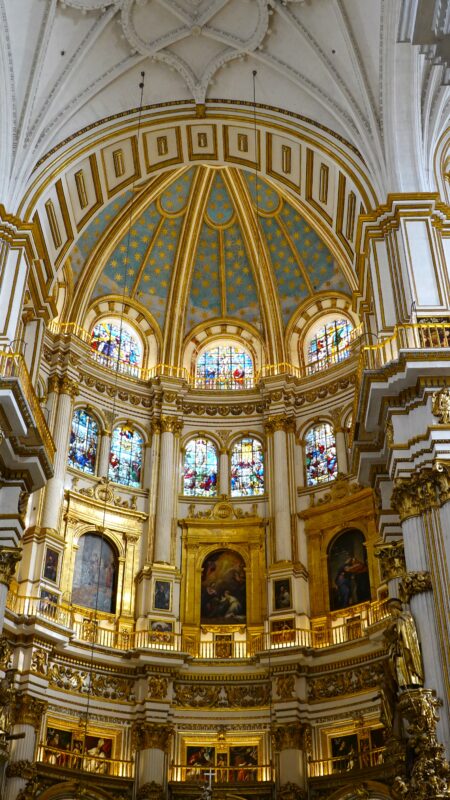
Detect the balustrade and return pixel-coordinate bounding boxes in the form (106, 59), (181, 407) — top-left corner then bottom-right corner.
(36, 744), (134, 777)
(308, 747), (385, 777)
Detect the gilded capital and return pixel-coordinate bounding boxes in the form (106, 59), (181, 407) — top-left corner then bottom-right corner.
(12, 693), (48, 729)
(272, 723), (310, 752)
(374, 540), (406, 582)
(0, 549), (21, 587)
(399, 571), (432, 603)
(391, 471), (441, 521)
(59, 376), (79, 398)
(131, 722), (173, 753)
(161, 415), (183, 435)
(264, 414), (296, 435)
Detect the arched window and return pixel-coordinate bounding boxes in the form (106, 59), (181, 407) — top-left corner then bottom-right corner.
(90, 318), (142, 376)
(183, 438), (218, 496)
(306, 318), (353, 374)
(328, 529), (370, 610)
(196, 343), (254, 390)
(109, 425), (143, 487)
(230, 437), (264, 496)
(68, 409), (99, 475)
(72, 533), (117, 613)
(305, 423), (337, 486)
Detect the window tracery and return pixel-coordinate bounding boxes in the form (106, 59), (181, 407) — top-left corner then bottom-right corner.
(108, 425), (143, 487)
(195, 344), (254, 390)
(305, 422), (337, 486)
(230, 437), (264, 496)
(183, 438), (218, 496)
(90, 318), (142, 376)
(68, 409), (99, 475)
(306, 318), (353, 374)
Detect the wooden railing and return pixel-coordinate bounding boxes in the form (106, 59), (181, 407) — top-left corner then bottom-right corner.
(7, 591), (390, 658)
(169, 763), (274, 783)
(36, 744), (134, 777)
(308, 747), (385, 777)
(0, 351), (55, 463)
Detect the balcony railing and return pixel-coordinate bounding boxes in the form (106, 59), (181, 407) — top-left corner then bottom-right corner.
(308, 747), (385, 777)
(6, 591), (390, 658)
(0, 351), (55, 463)
(358, 321), (450, 374)
(169, 764), (274, 783)
(36, 744), (134, 777)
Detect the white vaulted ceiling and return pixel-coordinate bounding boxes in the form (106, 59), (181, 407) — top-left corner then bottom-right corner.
(1, 0), (450, 208)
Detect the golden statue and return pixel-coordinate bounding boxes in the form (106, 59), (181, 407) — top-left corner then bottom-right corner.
(384, 599), (424, 689)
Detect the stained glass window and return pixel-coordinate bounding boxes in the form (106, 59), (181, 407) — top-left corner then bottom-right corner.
(108, 425), (143, 487)
(68, 409), (98, 475)
(230, 437), (264, 496)
(90, 318), (142, 375)
(183, 438), (218, 496)
(196, 344), (254, 390)
(307, 319), (353, 372)
(305, 423), (337, 486)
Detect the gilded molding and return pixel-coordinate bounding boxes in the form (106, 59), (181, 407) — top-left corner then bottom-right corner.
(173, 681), (270, 708)
(272, 723), (311, 752)
(136, 783), (164, 800)
(12, 694), (48, 729)
(307, 662), (385, 701)
(0, 549), (22, 587)
(264, 414), (296, 434)
(374, 540), (406, 582)
(59, 376), (79, 398)
(147, 675), (168, 700)
(131, 722), (174, 753)
(391, 471), (441, 521)
(399, 571), (432, 603)
(160, 415), (183, 435)
(276, 674), (295, 700)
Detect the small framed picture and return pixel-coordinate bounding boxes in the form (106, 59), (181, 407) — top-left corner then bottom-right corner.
(42, 547), (60, 584)
(273, 578), (292, 611)
(271, 618), (295, 644)
(39, 588), (59, 617)
(154, 580), (171, 611)
(150, 620), (173, 643)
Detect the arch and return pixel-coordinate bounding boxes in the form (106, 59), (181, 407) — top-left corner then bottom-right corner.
(327, 528), (371, 611)
(89, 315), (144, 377)
(303, 313), (355, 374)
(38, 780), (115, 800)
(84, 297), (161, 368)
(194, 339), (255, 390)
(286, 292), (359, 370)
(72, 532), (118, 614)
(183, 320), (264, 380)
(201, 548), (246, 624)
(304, 421), (337, 486)
(182, 436), (218, 497)
(108, 424), (144, 488)
(230, 436), (264, 497)
(68, 407), (100, 476)
(326, 781), (391, 800)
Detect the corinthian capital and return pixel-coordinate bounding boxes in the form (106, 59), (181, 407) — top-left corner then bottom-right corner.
(131, 722), (174, 752)
(59, 376), (79, 398)
(12, 693), (48, 729)
(272, 722), (310, 752)
(399, 571), (432, 603)
(0, 548), (21, 587)
(160, 415), (183, 435)
(264, 414), (296, 435)
(374, 540), (406, 581)
(391, 471), (440, 521)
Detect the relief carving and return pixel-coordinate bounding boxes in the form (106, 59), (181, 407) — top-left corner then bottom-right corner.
(173, 682), (270, 708)
(307, 662), (385, 700)
(47, 662), (134, 700)
(0, 549), (21, 587)
(432, 388), (450, 424)
(12, 694), (48, 729)
(276, 674), (295, 700)
(374, 540), (406, 582)
(131, 722), (173, 753)
(399, 571), (432, 603)
(147, 676), (168, 700)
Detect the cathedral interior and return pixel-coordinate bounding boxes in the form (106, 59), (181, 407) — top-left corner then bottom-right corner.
(1, 1), (450, 799)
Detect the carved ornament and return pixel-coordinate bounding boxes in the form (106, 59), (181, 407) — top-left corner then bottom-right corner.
(307, 662), (385, 701)
(78, 477), (137, 509)
(310, 473), (361, 506)
(131, 722), (173, 752)
(374, 540), (406, 581)
(399, 571), (432, 603)
(392, 470), (441, 521)
(187, 499), (258, 520)
(160, 415), (183, 435)
(173, 682), (270, 708)
(59, 376), (79, 398)
(12, 694), (48, 729)
(136, 783), (164, 800)
(16, 775), (41, 800)
(147, 676), (168, 700)
(432, 388), (450, 424)
(264, 414), (296, 434)
(272, 723), (310, 752)
(30, 647), (48, 676)
(47, 662), (134, 700)
(0, 636), (12, 669)
(278, 783), (306, 800)
(6, 760), (35, 779)
(0, 549), (21, 587)
(276, 674), (295, 700)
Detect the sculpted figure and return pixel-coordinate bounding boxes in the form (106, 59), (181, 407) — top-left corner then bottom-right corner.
(385, 599), (424, 689)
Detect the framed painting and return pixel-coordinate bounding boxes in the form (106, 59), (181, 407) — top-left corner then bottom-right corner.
(154, 580), (171, 611)
(330, 734), (358, 772)
(229, 746), (258, 782)
(328, 529), (370, 611)
(273, 578), (292, 611)
(271, 618), (295, 644)
(150, 620), (173, 643)
(39, 588), (59, 616)
(42, 547), (60, 584)
(200, 549), (246, 624)
(186, 745), (215, 780)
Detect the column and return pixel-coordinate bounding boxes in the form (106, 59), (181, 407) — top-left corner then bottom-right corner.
(265, 415), (294, 563)
(5, 694), (47, 800)
(0, 550), (21, 631)
(97, 427), (112, 477)
(132, 722), (173, 797)
(40, 375), (78, 532)
(392, 476), (450, 751)
(331, 408), (348, 474)
(154, 416), (182, 564)
(219, 448), (228, 496)
(273, 723), (308, 794)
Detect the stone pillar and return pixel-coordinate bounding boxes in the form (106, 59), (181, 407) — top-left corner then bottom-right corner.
(154, 416), (182, 564)
(0, 550), (21, 631)
(273, 723), (309, 794)
(40, 375), (78, 532)
(392, 474), (450, 751)
(219, 449), (228, 496)
(5, 694), (47, 800)
(132, 722), (173, 797)
(97, 428), (112, 477)
(265, 415), (294, 563)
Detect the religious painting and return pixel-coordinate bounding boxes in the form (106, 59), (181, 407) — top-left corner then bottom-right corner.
(83, 735), (112, 774)
(229, 746), (258, 782)
(42, 547), (60, 584)
(273, 578), (292, 611)
(72, 533), (117, 613)
(328, 529), (371, 611)
(369, 729), (385, 765)
(150, 620), (173, 643)
(271, 618), (295, 645)
(201, 549), (246, 624)
(154, 580), (171, 611)
(45, 727), (72, 765)
(39, 588), (59, 616)
(186, 746), (215, 781)
(330, 734), (358, 772)
(216, 752), (228, 782)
